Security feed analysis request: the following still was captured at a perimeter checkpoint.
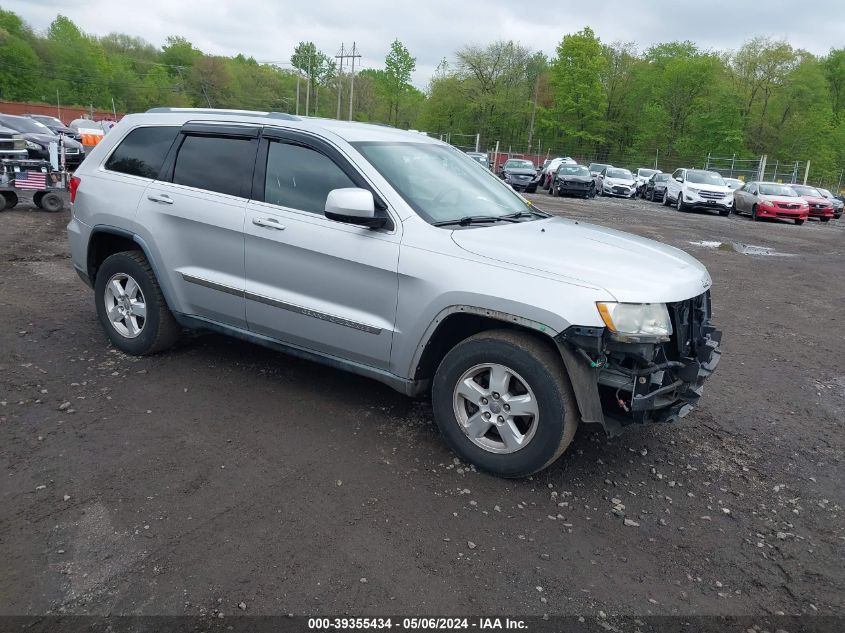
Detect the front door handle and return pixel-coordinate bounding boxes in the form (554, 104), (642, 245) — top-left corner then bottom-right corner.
(252, 217), (286, 230)
(147, 193), (173, 205)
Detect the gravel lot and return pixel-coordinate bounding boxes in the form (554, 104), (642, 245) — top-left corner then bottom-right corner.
(1, 191), (843, 621)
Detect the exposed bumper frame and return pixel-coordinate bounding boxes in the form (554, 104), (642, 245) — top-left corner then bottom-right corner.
(554, 293), (722, 437)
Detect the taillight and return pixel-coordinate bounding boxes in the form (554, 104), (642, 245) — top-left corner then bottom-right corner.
(69, 176), (80, 204)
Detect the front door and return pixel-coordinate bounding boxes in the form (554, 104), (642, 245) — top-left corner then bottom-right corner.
(244, 132), (400, 370)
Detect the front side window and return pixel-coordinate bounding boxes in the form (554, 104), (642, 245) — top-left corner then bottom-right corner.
(105, 126), (179, 179)
(264, 141), (356, 214)
(353, 141), (534, 225)
(172, 135), (256, 197)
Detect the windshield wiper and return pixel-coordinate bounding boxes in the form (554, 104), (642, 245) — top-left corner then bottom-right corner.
(502, 208), (550, 220)
(432, 215), (520, 227)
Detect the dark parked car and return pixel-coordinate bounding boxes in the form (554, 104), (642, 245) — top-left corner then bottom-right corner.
(549, 164), (595, 198)
(25, 114), (82, 142)
(498, 158), (541, 193)
(0, 113), (85, 168)
(643, 172), (671, 202)
(817, 187), (843, 219)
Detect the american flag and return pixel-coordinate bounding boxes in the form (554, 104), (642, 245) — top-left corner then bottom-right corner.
(14, 170), (47, 190)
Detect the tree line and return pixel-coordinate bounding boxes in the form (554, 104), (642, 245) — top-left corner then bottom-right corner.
(1, 9), (843, 184)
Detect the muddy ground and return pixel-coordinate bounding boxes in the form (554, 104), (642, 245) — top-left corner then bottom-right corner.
(0, 190), (842, 622)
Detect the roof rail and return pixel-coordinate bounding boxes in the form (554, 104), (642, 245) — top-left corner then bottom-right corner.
(145, 107), (299, 121)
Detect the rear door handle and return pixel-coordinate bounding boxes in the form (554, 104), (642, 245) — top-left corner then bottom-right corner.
(147, 193), (173, 205)
(252, 217), (286, 230)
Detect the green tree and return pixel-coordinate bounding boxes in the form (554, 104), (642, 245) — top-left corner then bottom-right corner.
(384, 39), (416, 125)
(545, 27), (607, 154)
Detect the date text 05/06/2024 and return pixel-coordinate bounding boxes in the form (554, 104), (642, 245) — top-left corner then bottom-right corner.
(307, 617), (528, 630)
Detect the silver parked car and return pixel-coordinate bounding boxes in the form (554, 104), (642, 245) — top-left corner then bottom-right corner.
(67, 108), (722, 477)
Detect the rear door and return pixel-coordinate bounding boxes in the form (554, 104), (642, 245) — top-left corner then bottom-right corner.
(134, 123), (259, 328)
(243, 129), (400, 369)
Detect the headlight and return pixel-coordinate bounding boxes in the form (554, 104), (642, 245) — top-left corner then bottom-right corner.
(596, 302), (673, 341)
(25, 140), (43, 150)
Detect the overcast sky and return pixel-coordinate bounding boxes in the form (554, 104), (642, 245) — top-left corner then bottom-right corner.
(7, 0), (844, 87)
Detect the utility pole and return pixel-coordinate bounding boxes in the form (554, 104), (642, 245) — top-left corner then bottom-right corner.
(803, 160), (811, 185)
(526, 74), (540, 155)
(296, 75), (300, 115)
(348, 42), (360, 121)
(336, 43), (345, 120)
(305, 51), (312, 116)
(56, 89), (61, 121)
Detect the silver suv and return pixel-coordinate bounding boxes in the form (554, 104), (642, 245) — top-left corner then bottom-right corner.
(67, 108), (722, 477)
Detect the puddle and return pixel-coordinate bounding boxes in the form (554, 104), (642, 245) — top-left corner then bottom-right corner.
(688, 241), (794, 257)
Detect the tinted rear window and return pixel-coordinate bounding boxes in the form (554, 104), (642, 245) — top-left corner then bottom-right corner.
(105, 126), (179, 179)
(172, 135), (256, 197)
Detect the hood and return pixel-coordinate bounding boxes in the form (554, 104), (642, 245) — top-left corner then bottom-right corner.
(558, 174), (592, 183)
(605, 177), (636, 187)
(686, 183), (731, 195)
(0, 125), (21, 139)
(760, 195), (807, 205)
(798, 195), (830, 205)
(23, 132), (59, 146)
(504, 167), (538, 177)
(23, 132), (82, 149)
(451, 217), (712, 303)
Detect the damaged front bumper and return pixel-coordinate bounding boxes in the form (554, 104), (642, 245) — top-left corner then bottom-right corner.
(554, 291), (722, 436)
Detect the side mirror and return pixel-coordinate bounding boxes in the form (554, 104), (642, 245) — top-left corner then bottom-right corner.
(675, 176), (683, 182)
(325, 188), (386, 229)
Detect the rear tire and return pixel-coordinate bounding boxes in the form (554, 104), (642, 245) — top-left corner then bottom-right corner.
(432, 330), (579, 478)
(40, 192), (64, 212)
(1, 191), (18, 211)
(94, 251), (181, 356)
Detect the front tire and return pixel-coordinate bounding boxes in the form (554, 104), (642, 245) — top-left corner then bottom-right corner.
(820, 217), (830, 223)
(795, 219), (805, 225)
(432, 330), (579, 478)
(676, 194), (686, 212)
(94, 251), (180, 355)
(751, 205), (759, 221)
(663, 190), (671, 207)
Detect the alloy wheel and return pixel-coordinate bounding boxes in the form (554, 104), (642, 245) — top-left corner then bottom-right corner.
(452, 363), (539, 454)
(103, 272), (147, 338)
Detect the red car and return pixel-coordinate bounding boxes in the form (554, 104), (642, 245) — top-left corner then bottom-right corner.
(733, 181), (809, 224)
(791, 184), (835, 222)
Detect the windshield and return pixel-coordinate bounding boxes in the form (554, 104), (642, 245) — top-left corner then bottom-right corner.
(759, 183), (798, 196)
(588, 163), (610, 173)
(606, 168), (633, 179)
(792, 185), (822, 197)
(353, 142), (534, 225)
(558, 165), (590, 177)
(638, 169), (658, 178)
(686, 171), (725, 186)
(818, 188), (832, 197)
(32, 115), (64, 128)
(0, 115), (52, 134)
(654, 174), (670, 182)
(505, 160), (535, 170)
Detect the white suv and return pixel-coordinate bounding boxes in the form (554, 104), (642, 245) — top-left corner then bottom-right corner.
(664, 168), (733, 216)
(66, 108), (722, 478)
